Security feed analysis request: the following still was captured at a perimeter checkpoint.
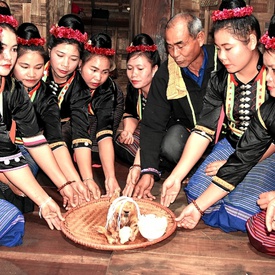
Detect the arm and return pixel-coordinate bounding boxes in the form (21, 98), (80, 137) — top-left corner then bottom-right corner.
(98, 137), (120, 197)
(74, 147), (101, 199)
(52, 146), (90, 204)
(4, 166), (64, 230)
(24, 137), (79, 208)
(161, 132), (210, 206)
(123, 148), (141, 196)
(175, 183), (227, 229)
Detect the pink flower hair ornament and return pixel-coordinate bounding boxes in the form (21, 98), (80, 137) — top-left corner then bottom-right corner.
(0, 14), (18, 28)
(84, 42), (115, 56)
(260, 32), (275, 50)
(126, 44), (157, 53)
(212, 6), (253, 22)
(17, 37), (46, 47)
(49, 25), (87, 44)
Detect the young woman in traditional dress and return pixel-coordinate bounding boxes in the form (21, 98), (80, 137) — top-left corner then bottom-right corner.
(11, 22), (90, 210)
(113, 33), (160, 196)
(80, 32), (124, 196)
(0, 7), (64, 247)
(42, 14), (103, 199)
(161, 0), (275, 232)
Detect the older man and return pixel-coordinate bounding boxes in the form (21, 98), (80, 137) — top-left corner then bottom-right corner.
(131, 12), (222, 199)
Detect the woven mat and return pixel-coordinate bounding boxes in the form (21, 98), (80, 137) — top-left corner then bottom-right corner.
(60, 197), (177, 250)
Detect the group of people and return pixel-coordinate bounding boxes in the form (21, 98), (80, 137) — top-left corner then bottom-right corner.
(0, 0), (275, 257)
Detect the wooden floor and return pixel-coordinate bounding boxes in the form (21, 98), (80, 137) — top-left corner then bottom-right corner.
(0, 158), (274, 275)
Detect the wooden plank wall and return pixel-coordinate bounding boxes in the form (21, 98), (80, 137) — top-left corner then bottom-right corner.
(4, 0), (275, 70)
(6, 0), (70, 39)
(174, 0), (275, 43)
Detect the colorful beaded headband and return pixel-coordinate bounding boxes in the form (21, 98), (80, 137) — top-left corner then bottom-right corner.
(84, 42), (115, 56)
(260, 31), (275, 50)
(49, 25), (87, 44)
(0, 14), (18, 28)
(212, 6), (253, 22)
(17, 37), (46, 46)
(126, 44), (157, 53)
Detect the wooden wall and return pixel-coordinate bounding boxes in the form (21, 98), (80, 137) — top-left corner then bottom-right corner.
(4, 0), (275, 71)
(6, 0), (70, 39)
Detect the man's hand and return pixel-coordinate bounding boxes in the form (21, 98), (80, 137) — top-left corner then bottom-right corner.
(132, 174), (156, 200)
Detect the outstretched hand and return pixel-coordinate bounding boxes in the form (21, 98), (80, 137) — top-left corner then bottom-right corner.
(161, 175), (182, 207)
(175, 202), (202, 229)
(40, 198), (65, 230)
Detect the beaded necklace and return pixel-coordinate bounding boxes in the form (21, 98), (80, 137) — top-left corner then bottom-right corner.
(225, 66), (266, 137)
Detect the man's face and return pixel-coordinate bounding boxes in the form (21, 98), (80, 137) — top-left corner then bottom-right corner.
(165, 20), (203, 68)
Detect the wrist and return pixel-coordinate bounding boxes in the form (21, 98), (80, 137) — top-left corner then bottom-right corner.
(191, 200), (204, 216)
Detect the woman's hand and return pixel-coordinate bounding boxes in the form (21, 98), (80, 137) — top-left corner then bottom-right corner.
(175, 201), (202, 229)
(39, 198), (65, 230)
(161, 175), (182, 207)
(84, 178), (101, 200)
(205, 160), (226, 176)
(265, 198), (275, 232)
(257, 191), (275, 210)
(59, 184), (79, 210)
(71, 180), (91, 205)
(118, 130), (134, 144)
(102, 177), (121, 198)
(123, 166), (141, 197)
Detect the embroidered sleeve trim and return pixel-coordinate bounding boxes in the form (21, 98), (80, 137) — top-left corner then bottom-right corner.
(96, 130), (113, 139)
(212, 176), (235, 192)
(49, 141), (66, 149)
(72, 138), (92, 145)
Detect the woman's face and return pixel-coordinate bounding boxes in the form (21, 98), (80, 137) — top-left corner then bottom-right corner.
(0, 27), (17, 76)
(80, 55), (110, 90)
(49, 43), (80, 83)
(264, 50), (275, 97)
(126, 54), (157, 94)
(13, 50), (44, 90)
(215, 28), (256, 75)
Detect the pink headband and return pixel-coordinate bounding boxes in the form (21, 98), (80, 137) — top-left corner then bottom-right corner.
(212, 6), (253, 22)
(49, 25), (87, 44)
(260, 32), (275, 50)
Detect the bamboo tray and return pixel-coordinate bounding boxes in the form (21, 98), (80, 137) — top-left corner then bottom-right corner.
(60, 197), (177, 250)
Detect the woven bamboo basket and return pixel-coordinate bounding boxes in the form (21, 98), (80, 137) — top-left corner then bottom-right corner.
(60, 197), (177, 250)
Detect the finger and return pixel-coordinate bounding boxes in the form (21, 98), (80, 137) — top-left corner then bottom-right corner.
(132, 184), (139, 197)
(63, 197), (68, 208)
(145, 192), (156, 200)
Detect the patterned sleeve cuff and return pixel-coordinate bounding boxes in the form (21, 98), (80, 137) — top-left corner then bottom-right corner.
(72, 138), (92, 149)
(96, 130), (113, 142)
(212, 176), (235, 192)
(191, 125), (215, 142)
(23, 135), (47, 148)
(49, 141), (67, 151)
(140, 168), (161, 180)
